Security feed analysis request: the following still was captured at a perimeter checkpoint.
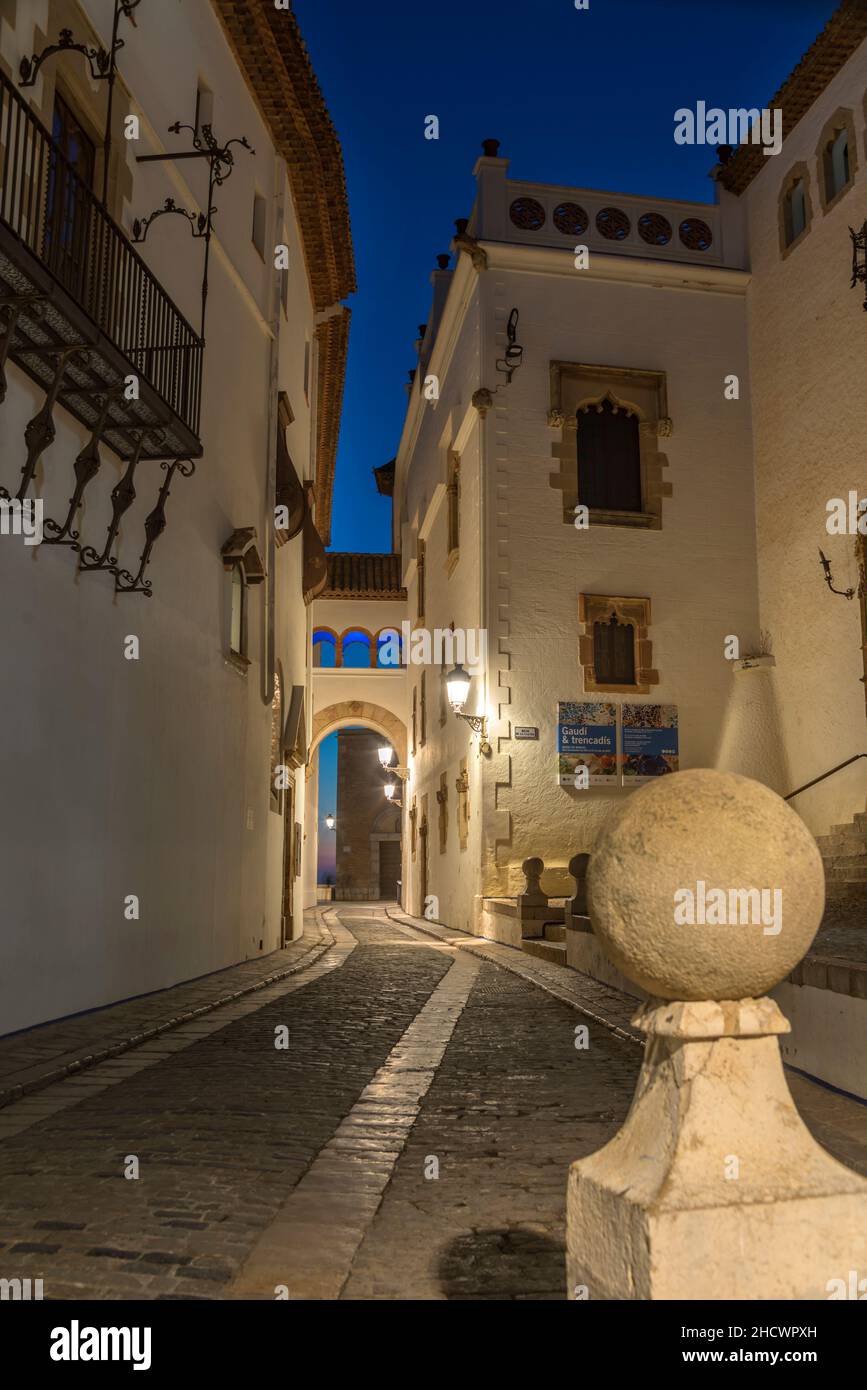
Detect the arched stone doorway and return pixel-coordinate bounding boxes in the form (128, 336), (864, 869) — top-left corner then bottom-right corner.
(305, 701), (408, 908)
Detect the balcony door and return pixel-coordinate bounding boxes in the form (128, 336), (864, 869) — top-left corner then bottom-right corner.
(45, 93), (96, 298)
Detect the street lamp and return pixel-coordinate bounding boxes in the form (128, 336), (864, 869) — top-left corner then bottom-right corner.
(324, 813), (335, 831)
(383, 780), (402, 808)
(377, 743), (409, 781)
(446, 663), (491, 754)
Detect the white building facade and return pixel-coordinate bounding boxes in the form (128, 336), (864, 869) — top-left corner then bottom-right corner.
(0, 0), (353, 1034)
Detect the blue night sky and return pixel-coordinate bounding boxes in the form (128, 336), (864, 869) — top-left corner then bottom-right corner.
(299, 0), (834, 876)
(295, 0), (833, 555)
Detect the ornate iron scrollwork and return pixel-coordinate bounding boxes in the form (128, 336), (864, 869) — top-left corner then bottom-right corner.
(115, 457), (195, 596)
(133, 119), (253, 338)
(78, 432), (148, 573)
(19, 28), (112, 86)
(43, 391), (120, 548)
(132, 198), (210, 245)
(0, 347), (85, 503)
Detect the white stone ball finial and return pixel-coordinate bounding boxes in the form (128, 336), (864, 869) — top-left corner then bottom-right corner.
(587, 768), (824, 1001)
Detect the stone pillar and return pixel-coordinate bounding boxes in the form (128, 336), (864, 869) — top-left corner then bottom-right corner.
(516, 856), (548, 939)
(567, 767), (867, 1301)
(566, 852), (591, 930)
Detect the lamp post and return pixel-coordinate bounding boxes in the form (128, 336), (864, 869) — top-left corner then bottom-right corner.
(446, 663), (491, 754)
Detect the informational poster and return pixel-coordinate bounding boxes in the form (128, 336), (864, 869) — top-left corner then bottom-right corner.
(621, 704), (679, 783)
(557, 702), (617, 786)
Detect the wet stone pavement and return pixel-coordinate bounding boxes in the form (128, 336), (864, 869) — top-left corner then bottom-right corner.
(0, 905), (862, 1300)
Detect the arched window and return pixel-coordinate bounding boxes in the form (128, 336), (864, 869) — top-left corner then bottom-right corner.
(782, 176), (808, 247)
(577, 398), (642, 513)
(825, 127), (850, 202)
(341, 629), (372, 668)
(593, 613), (636, 687)
(312, 629), (337, 667)
(376, 628), (402, 668)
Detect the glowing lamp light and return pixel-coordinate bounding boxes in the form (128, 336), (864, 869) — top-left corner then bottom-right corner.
(383, 781), (397, 801)
(446, 663), (472, 711)
(324, 813), (335, 831)
(377, 745), (394, 768)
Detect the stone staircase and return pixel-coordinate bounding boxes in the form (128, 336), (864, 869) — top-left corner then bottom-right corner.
(816, 811), (867, 899)
(521, 922), (567, 967)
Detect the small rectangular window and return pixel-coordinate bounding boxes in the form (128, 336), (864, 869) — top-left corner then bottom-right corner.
(829, 129), (850, 201)
(303, 338), (311, 400)
(230, 567), (246, 657)
(252, 192), (267, 259)
(785, 180), (807, 245)
(593, 615), (635, 686)
(196, 82), (214, 137)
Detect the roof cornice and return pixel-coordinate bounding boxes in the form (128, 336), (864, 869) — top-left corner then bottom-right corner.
(718, 0), (867, 196)
(210, 0), (356, 310)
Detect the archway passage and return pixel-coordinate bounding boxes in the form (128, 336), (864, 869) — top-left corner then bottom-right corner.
(308, 701), (407, 906)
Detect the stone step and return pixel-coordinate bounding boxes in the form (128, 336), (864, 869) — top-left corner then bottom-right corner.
(521, 938), (568, 967)
(818, 838), (867, 858)
(543, 924), (566, 943)
(829, 824), (867, 842)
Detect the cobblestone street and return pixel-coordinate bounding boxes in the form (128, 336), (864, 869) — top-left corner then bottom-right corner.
(1, 906), (865, 1301)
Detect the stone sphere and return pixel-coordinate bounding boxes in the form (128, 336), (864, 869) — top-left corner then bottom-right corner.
(587, 769), (824, 1001)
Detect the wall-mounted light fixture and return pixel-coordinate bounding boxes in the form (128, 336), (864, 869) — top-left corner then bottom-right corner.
(818, 548), (855, 599)
(377, 745), (409, 781)
(324, 812), (336, 831)
(446, 664), (492, 755)
(383, 780), (402, 808)
(850, 222), (867, 311)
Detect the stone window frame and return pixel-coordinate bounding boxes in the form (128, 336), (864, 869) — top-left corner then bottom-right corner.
(778, 161), (813, 258)
(411, 686), (418, 755)
(578, 594), (658, 694)
(439, 661), (448, 727)
(446, 452), (461, 575)
(409, 799), (418, 860)
(548, 362), (672, 532)
(815, 106), (858, 215)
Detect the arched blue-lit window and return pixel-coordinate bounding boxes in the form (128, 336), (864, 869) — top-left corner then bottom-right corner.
(376, 628), (402, 668)
(312, 629), (337, 667)
(341, 629), (372, 668)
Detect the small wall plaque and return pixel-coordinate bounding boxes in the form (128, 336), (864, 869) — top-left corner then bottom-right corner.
(515, 726), (539, 740)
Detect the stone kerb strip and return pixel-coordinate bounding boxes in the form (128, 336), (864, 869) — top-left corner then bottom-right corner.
(0, 912), (340, 1112)
(229, 943), (482, 1300)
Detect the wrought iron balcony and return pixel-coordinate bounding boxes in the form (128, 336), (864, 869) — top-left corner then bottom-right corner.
(0, 67), (203, 457)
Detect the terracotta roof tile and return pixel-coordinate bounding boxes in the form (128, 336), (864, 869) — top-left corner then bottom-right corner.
(719, 0), (867, 196)
(323, 553), (406, 599)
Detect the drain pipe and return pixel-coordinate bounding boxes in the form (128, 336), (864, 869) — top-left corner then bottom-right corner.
(262, 159), (285, 707)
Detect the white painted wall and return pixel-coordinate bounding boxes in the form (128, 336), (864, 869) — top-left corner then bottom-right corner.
(0, 0), (319, 1033)
(739, 40), (867, 835)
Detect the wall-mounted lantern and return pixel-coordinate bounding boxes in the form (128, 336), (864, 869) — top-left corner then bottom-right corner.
(383, 781), (402, 808)
(446, 664), (492, 754)
(378, 745), (409, 781)
(324, 813), (335, 831)
(818, 547), (855, 599)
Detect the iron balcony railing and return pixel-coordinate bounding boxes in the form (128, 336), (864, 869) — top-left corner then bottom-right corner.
(0, 66), (203, 439)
